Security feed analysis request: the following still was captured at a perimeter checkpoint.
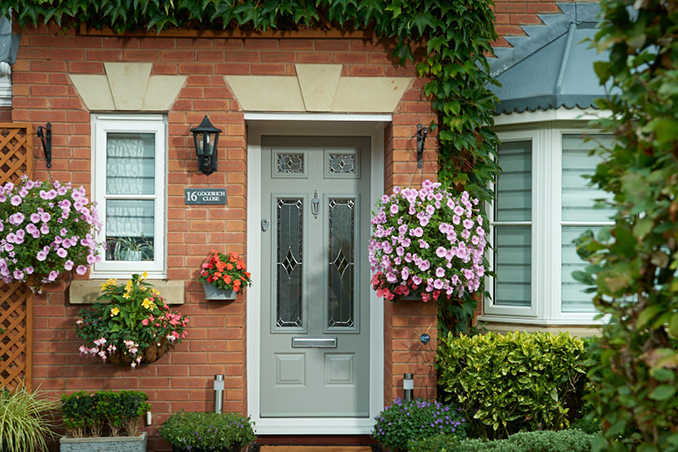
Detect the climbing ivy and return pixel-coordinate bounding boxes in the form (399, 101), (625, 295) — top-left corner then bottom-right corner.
(2, 0), (499, 335)
(575, 0), (678, 450)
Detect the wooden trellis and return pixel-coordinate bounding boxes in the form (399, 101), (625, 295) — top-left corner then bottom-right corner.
(0, 123), (34, 389)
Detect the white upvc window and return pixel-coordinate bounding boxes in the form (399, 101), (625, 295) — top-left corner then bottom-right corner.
(484, 126), (614, 325)
(91, 114), (167, 278)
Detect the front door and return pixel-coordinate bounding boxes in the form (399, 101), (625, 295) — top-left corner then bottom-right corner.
(260, 136), (371, 418)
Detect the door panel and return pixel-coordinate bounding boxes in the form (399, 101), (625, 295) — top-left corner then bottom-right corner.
(260, 136), (371, 418)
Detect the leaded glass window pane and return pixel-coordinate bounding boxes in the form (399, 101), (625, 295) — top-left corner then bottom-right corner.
(328, 153), (356, 174)
(277, 198), (303, 327)
(277, 153), (304, 174)
(328, 198), (355, 328)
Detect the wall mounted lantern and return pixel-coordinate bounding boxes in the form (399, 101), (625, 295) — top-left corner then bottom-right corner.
(416, 124), (428, 169)
(37, 122), (52, 168)
(190, 115), (222, 175)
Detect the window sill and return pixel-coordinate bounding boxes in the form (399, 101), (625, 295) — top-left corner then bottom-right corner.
(69, 280), (185, 305)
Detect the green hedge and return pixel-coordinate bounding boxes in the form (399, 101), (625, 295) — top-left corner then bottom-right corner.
(437, 331), (590, 439)
(410, 429), (595, 452)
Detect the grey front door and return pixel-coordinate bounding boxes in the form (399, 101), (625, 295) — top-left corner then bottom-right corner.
(260, 136), (371, 417)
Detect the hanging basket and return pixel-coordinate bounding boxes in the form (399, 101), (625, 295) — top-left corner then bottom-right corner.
(107, 338), (168, 366)
(202, 284), (237, 301)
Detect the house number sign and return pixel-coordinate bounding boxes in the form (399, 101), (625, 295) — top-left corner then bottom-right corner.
(184, 188), (227, 205)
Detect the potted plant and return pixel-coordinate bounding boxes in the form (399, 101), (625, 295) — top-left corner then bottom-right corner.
(74, 273), (189, 368)
(368, 180), (487, 302)
(112, 236), (154, 262)
(198, 250), (252, 300)
(0, 384), (57, 452)
(0, 177), (101, 292)
(159, 411), (256, 452)
(371, 397), (467, 452)
(60, 390), (150, 452)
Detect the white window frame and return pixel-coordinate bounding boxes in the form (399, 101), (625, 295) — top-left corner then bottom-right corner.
(91, 114), (167, 279)
(483, 121), (612, 325)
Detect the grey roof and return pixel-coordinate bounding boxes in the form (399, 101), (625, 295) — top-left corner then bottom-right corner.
(489, 2), (611, 114)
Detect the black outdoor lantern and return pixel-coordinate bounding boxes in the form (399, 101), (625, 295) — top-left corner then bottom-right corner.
(191, 115), (222, 175)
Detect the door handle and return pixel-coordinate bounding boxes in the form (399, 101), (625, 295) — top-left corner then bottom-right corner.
(311, 190), (319, 219)
(292, 337), (337, 348)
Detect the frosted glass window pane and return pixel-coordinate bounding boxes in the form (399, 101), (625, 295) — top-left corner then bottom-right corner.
(494, 226), (531, 307)
(495, 141), (532, 222)
(107, 133), (156, 195)
(561, 226), (597, 313)
(105, 200), (155, 261)
(562, 134), (615, 222)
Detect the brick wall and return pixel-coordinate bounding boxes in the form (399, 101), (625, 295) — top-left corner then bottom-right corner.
(12, 23), (437, 450)
(493, 0), (576, 46)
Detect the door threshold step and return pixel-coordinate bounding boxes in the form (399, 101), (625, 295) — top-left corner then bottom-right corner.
(256, 447), (378, 452)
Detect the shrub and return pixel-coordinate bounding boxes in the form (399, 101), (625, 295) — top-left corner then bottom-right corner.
(61, 390), (150, 438)
(371, 398), (467, 451)
(159, 411), (256, 452)
(410, 429), (595, 452)
(437, 331), (588, 439)
(0, 384), (58, 452)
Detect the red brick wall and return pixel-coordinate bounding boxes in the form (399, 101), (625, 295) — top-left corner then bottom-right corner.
(12, 23), (436, 450)
(8, 0), (573, 445)
(493, 0), (576, 46)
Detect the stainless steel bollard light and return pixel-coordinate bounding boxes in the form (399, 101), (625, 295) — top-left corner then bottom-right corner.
(403, 373), (414, 402)
(213, 374), (225, 413)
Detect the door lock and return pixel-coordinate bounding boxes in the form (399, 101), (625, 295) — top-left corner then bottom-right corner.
(261, 219), (269, 231)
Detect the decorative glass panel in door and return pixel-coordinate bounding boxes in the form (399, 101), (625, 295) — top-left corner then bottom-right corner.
(260, 137), (371, 417)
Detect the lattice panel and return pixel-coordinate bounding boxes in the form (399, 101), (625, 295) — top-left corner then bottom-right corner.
(0, 123), (34, 389)
(0, 123), (34, 185)
(0, 282), (32, 387)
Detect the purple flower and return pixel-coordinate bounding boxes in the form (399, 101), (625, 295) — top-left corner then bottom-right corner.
(9, 213), (25, 225)
(64, 260), (74, 271)
(436, 246), (447, 258)
(10, 195), (22, 206)
(30, 213), (41, 223)
(75, 265), (87, 275)
(41, 212), (51, 222)
(57, 248), (68, 258)
(411, 227), (423, 237)
(36, 250), (48, 261)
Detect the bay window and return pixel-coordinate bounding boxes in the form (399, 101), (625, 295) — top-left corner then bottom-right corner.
(484, 127), (613, 324)
(91, 115), (166, 278)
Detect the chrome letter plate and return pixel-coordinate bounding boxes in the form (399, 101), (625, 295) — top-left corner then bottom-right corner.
(292, 337), (337, 348)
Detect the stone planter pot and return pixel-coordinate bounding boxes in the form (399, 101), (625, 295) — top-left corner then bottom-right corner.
(202, 283), (236, 301)
(60, 432), (147, 452)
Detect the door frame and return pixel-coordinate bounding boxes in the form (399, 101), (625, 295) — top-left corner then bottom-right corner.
(246, 113), (388, 434)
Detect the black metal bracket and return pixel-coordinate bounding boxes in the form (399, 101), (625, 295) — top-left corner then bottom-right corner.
(37, 122), (52, 168)
(416, 123), (428, 169)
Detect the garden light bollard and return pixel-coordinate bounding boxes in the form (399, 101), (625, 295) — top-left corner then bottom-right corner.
(214, 374), (225, 413)
(403, 373), (414, 402)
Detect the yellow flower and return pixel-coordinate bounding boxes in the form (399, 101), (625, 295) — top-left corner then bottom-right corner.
(100, 278), (117, 291)
(142, 298), (152, 309)
(110, 307), (120, 317)
(142, 271), (148, 280)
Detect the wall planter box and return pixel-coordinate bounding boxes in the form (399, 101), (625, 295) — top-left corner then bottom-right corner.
(60, 432), (147, 452)
(202, 283), (236, 301)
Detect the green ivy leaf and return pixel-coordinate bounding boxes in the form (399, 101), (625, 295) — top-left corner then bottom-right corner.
(648, 384), (676, 401)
